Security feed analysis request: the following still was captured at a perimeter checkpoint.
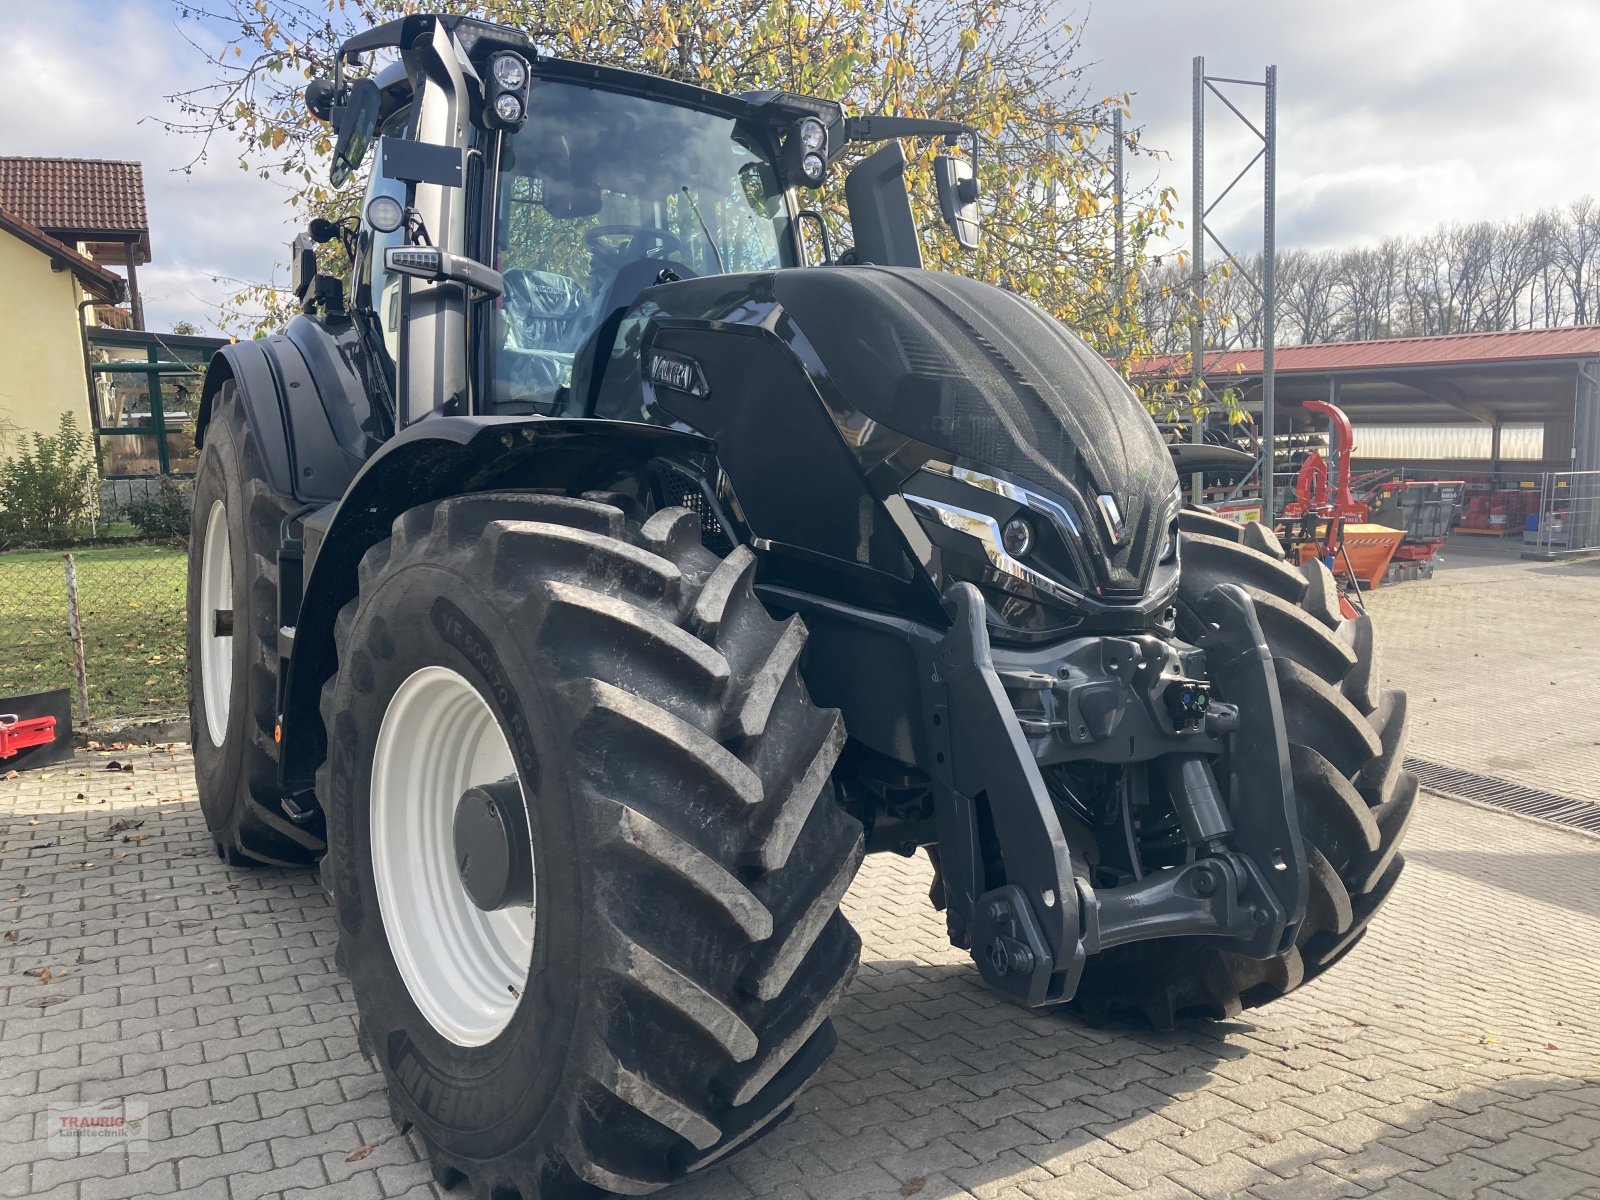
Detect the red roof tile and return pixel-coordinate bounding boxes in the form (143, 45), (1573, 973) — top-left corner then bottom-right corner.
(0, 158), (149, 255)
(1130, 326), (1600, 378)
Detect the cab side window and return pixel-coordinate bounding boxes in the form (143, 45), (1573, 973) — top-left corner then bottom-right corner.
(357, 110), (413, 362)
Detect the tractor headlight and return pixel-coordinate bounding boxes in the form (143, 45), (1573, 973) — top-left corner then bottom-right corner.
(491, 53), (528, 90)
(901, 464), (1093, 638)
(483, 51), (532, 133)
(798, 117), (827, 153)
(784, 116), (831, 189)
(901, 465), (1183, 639)
(1002, 516), (1034, 558)
(493, 93), (524, 124)
(365, 195), (405, 234)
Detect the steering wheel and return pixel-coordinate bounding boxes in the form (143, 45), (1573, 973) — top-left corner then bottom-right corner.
(584, 225), (684, 261)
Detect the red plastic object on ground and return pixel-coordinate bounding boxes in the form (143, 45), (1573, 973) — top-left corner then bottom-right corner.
(0, 714), (56, 759)
(0, 689), (73, 771)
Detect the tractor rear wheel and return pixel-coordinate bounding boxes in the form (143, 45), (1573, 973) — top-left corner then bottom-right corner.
(1069, 514), (1415, 1027)
(316, 491), (863, 1197)
(186, 380), (323, 866)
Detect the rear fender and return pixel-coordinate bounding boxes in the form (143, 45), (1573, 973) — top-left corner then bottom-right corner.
(278, 415), (716, 792)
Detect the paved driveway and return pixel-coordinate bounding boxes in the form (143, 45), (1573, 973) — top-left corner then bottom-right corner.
(2, 741), (1597, 1200)
(1367, 537), (1600, 802)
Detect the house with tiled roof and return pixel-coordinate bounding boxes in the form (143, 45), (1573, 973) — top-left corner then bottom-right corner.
(0, 157), (151, 327)
(0, 157), (142, 447)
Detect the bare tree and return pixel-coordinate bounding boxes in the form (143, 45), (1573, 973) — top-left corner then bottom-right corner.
(1548, 197), (1600, 325)
(1149, 193), (1600, 354)
(1333, 240), (1405, 340)
(1277, 249), (1340, 344)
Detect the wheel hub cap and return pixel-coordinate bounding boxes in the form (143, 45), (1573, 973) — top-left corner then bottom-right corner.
(454, 777), (535, 912)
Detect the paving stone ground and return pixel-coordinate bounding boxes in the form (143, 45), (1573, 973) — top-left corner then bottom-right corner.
(1366, 535), (1600, 802)
(2, 550), (1597, 1200)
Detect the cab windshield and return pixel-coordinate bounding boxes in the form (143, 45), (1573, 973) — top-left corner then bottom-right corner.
(492, 80), (793, 409)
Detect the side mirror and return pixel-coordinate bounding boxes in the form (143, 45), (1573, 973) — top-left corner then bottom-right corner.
(290, 233), (318, 305)
(935, 154), (981, 250)
(329, 77), (382, 187)
(384, 246), (504, 299)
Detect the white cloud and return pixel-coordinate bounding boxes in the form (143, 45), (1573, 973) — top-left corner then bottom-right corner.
(2, 0), (301, 334)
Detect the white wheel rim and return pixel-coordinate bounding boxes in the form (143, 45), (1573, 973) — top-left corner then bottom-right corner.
(199, 500), (233, 747)
(370, 666), (535, 1046)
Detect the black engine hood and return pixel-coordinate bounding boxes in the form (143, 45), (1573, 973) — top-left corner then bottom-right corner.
(768, 267), (1179, 592)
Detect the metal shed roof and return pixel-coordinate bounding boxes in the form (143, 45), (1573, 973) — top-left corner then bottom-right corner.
(1131, 326), (1600, 379)
(1130, 327), (1600, 471)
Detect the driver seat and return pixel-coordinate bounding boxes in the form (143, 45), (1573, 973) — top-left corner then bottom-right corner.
(501, 267), (590, 353)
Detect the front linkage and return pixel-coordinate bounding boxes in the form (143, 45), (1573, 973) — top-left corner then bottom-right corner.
(913, 582), (1308, 1008)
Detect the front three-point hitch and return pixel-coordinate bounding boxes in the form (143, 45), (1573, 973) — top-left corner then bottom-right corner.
(916, 582), (1308, 1008)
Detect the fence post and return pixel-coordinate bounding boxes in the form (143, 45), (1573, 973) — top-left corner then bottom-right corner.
(85, 467), (99, 539)
(63, 553), (91, 728)
(1538, 472), (1551, 555)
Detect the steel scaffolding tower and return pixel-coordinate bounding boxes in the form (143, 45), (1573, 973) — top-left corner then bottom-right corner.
(1190, 57), (1278, 514)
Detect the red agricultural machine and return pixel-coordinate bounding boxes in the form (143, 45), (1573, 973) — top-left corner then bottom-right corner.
(1278, 400), (1461, 588)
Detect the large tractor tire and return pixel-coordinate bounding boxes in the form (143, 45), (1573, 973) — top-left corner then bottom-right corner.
(1070, 513), (1415, 1027)
(316, 491), (864, 1197)
(186, 380), (324, 867)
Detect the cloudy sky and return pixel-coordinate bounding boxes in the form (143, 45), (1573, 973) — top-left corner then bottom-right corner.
(7, 0), (1600, 332)
(1077, 0), (1600, 258)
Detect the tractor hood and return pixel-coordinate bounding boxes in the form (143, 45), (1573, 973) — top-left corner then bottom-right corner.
(768, 268), (1180, 593)
(615, 266), (1180, 616)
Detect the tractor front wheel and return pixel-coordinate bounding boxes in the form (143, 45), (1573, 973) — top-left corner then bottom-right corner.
(316, 491), (864, 1197)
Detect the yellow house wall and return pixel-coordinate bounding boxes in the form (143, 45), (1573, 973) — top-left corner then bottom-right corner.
(0, 232), (92, 452)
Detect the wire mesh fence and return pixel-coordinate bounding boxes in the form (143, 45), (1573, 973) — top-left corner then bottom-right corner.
(0, 543), (188, 725)
(1535, 470), (1600, 554)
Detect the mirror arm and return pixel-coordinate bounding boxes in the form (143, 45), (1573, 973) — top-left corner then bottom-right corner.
(844, 114), (979, 180)
(843, 114), (981, 206)
(844, 115), (969, 143)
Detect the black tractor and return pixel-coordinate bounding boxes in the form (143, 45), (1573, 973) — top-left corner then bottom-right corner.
(186, 13), (1413, 1197)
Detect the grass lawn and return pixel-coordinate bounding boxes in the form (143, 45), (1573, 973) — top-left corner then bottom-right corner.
(0, 543), (188, 721)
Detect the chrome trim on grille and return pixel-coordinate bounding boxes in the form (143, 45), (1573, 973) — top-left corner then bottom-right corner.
(1096, 494), (1127, 546)
(910, 462), (1182, 613)
(902, 495), (1083, 606)
(923, 461), (1084, 536)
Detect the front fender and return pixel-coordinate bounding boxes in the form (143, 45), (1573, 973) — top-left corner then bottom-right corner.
(196, 316), (385, 504)
(277, 415), (716, 792)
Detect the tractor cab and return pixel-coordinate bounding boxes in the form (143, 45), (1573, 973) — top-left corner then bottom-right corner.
(301, 14), (981, 429)
(487, 74), (798, 412)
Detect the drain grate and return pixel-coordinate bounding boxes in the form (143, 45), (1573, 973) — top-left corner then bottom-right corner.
(1406, 758), (1600, 837)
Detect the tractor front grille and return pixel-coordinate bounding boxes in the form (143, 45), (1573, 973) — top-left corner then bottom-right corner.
(652, 464), (734, 557)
